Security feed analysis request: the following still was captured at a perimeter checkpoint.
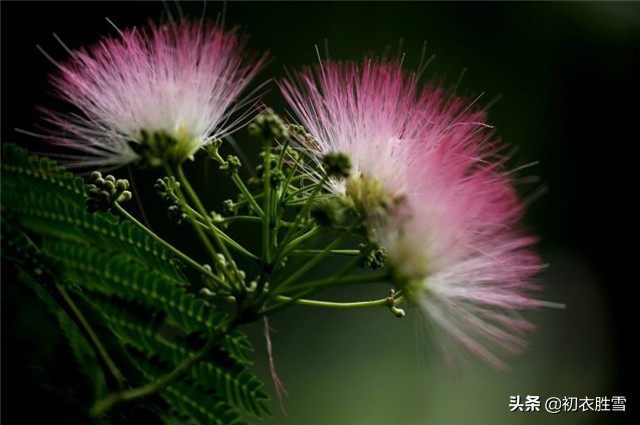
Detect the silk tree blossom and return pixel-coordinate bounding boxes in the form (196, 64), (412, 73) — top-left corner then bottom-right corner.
(282, 58), (551, 369)
(279, 60), (427, 205)
(377, 129), (546, 370)
(40, 20), (267, 169)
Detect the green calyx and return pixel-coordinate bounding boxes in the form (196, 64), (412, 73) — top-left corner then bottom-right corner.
(132, 128), (200, 167)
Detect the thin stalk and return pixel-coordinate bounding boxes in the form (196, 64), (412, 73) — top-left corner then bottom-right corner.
(195, 220), (259, 261)
(262, 144), (273, 265)
(166, 166), (233, 291)
(275, 222), (358, 291)
(216, 215), (262, 224)
(225, 192), (264, 212)
(284, 183), (320, 202)
(264, 270), (391, 316)
(278, 173), (328, 251)
(273, 226), (321, 266)
(278, 149), (302, 206)
(177, 165), (233, 264)
(215, 215), (294, 227)
(231, 172), (264, 218)
(113, 203), (226, 287)
(274, 295), (388, 308)
(275, 140), (290, 169)
(291, 249), (360, 256)
(169, 201), (260, 262)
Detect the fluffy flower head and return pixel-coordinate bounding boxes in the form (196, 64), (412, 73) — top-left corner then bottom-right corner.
(280, 60), (426, 204)
(42, 19), (266, 168)
(378, 128), (545, 369)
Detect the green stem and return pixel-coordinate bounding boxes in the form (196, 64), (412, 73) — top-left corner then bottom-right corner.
(273, 226), (321, 266)
(291, 249), (360, 256)
(275, 222), (358, 291)
(176, 205), (260, 260)
(262, 144), (273, 265)
(190, 216), (260, 261)
(231, 172), (264, 218)
(274, 295), (387, 308)
(279, 174), (328, 251)
(278, 149), (302, 206)
(284, 184), (320, 203)
(216, 215), (262, 224)
(166, 166), (233, 291)
(113, 203), (227, 287)
(264, 271), (393, 316)
(177, 165), (233, 263)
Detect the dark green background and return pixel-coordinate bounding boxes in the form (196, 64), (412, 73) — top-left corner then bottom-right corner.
(1, 1), (639, 424)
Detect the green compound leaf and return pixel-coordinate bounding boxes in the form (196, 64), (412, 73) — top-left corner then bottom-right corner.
(2, 144), (188, 286)
(1, 143), (86, 204)
(1, 144), (268, 423)
(42, 238), (228, 336)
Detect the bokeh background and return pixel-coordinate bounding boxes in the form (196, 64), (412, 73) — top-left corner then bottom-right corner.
(2, 1), (639, 424)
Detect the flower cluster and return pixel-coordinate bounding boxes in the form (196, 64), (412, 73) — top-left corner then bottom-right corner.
(280, 60), (545, 369)
(42, 19), (266, 169)
(36, 17), (550, 370)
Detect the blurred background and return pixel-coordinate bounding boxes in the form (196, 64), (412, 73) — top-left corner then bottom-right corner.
(2, 1), (639, 424)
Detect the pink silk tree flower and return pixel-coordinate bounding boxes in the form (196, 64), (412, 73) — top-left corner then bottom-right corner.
(377, 129), (546, 370)
(279, 60), (426, 202)
(282, 58), (550, 370)
(40, 20), (266, 169)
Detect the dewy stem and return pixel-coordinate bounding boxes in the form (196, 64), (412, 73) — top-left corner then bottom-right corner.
(112, 203), (227, 287)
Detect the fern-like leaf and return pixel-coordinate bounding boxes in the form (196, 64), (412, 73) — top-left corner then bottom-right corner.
(88, 295), (269, 418)
(2, 145), (268, 423)
(43, 238), (228, 335)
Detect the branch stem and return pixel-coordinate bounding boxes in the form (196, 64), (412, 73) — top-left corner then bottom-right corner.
(113, 203), (226, 287)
